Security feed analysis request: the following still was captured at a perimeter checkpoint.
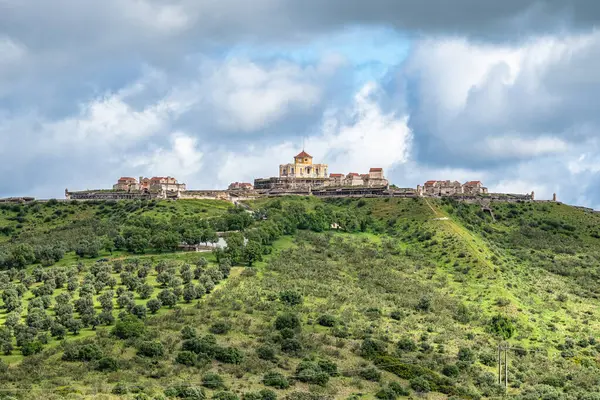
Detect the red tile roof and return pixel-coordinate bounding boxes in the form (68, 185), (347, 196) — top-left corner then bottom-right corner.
(369, 168), (383, 172)
(464, 180), (482, 185)
(329, 173), (344, 177)
(295, 151), (312, 158)
(348, 172), (359, 177)
(118, 177), (136, 182)
(424, 180), (438, 185)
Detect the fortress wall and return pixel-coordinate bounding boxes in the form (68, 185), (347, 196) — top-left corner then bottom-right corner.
(179, 190), (231, 201)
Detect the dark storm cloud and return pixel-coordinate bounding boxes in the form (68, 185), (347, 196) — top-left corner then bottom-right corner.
(395, 31), (600, 170)
(3, 1), (600, 53)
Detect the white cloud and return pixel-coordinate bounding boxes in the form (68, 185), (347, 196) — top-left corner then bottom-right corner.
(317, 82), (412, 173)
(406, 38), (522, 117)
(206, 59), (327, 132)
(217, 142), (298, 185)
(405, 30), (600, 163)
(36, 89), (186, 154)
(127, 132), (203, 180)
(215, 81), (412, 185)
(492, 179), (543, 197)
(482, 136), (568, 158)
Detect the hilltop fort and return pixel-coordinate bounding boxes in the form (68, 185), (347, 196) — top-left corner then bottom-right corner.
(57, 149), (547, 204)
(254, 150), (388, 191)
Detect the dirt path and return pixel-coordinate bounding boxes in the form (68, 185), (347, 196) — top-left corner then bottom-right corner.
(424, 197), (442, 217)
(424, 197), (493, 271)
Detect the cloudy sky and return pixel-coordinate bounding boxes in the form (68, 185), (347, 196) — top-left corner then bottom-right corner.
(2, 1), (600, 207)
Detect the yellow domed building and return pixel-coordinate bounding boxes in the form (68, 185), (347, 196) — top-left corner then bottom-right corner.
(278, 151), (328, 179)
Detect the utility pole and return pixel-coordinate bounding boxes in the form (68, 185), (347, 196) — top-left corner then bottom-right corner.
(497, 342), (509, 393)
(504, 344), (508, 393)
(497, 343), (502, 385)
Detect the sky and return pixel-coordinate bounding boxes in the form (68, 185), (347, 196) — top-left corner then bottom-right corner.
(2, 1), (600, 207)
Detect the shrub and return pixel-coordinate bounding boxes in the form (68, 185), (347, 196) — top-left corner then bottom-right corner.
(280, 338), (302, 355)
(457, 347), (476, 364)
(176, 351), (198, 366)
(147, 298), (162, 314)
(62, 343), (103, 361)
(279, 328), (295, 340)
(181, 326), (197, 340)
(213, 392), (238, 400)
(388, 382), (409, 396)
(454, 303), (472, 323)
(182, 335), (218, 357)
(416, 296), (432, 312)
(274, 313), (300, 331)
(316, 314), (336, 327)
(113, 383), (129, 395)
(21, 341), (44, 356)
(318, 359), (338, 376)
(96, 356), (119, 372)
(360, 338), (387, 358)
(375, 387), (398, 400)
(215, 346), (243, 364)
(112, 315), (145, 339)
(138, 341), (165, 358)
(442, 364), (460, 378)
(396, 337), (417, 352)
(410, 376), (431, 393)
(489, 314), (515, 339)
(202, 372), (225, 389)
(358, 366), (381, 381)
(376, 382), (410, 399)
(164, 383), (206, 400)
(295, 361), (330, 386)
(210, 321), (231, 335)
(479, 351), (496, 367)
(279, 290), (303, 306)
(131, 304), (147, 319)
(256, 345), (277, 361)
(518, 384), (562, 400)
(282, 393), (327, 400)
(390, 310), (404, 321)
(259, 390), (277, 400)
(263, 371), (289, 389)
(50, 323), (67, 339)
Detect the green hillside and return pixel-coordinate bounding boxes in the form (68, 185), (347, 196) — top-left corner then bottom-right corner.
(1, 197), (600, 400)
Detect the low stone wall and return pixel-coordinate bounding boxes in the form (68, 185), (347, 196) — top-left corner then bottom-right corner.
(0, 197), (35, 203)
(439, 193), (534, 204)
(179, 190), (260, 203)
(179, 190), (230, 201)
(66, 191), (154, 200)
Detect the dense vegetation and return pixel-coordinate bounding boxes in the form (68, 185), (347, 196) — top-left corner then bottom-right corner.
(1, 197), (600, 399)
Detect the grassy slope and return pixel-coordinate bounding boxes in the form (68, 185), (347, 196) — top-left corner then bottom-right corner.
(0, 199), (231, 244)
(2, 197), (600, 399)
